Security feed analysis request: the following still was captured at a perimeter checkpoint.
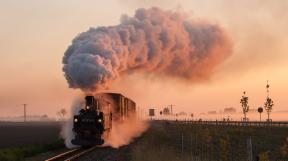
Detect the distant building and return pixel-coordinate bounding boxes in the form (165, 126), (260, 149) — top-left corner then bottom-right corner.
(208, 111), (217, 114)
(178, 111), (187, 116)
(149, 109), (155, 117)
(224, 107), (236, 114)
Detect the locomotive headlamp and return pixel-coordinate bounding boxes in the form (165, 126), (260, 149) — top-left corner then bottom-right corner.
(98, 119), (102, 123)
(74, 118), (78, 122)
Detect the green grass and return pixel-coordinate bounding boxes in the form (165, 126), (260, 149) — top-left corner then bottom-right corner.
(131, 121), (288, 161)
(0, 139), (65, 161)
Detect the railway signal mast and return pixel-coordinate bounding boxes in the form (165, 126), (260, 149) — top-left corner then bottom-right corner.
(264, 80), (274, 122)
(257, 107), (263, 122)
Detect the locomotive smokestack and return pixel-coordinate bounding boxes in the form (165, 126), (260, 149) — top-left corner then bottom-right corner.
(62, 7), (232, 92)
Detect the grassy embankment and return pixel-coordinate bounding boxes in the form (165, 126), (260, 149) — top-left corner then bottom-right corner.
(131, 121), (288, 161)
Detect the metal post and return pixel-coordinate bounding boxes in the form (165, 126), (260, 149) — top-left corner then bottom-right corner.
(195, 134), (198, 161)
(181, 132), (184, 153)
(247, 137), (253, 161)
(190, 134), (192, 161)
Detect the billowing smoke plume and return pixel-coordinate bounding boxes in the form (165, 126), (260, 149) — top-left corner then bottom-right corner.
(63, 7), (232, 91)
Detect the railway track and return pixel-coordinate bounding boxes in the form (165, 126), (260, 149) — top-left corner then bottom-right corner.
(45, 146), (98, 161)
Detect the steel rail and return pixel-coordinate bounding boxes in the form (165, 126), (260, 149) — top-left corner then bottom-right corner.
(45, 145), (98, 161)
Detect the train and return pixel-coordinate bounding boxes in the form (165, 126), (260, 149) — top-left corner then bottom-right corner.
(71, 93), (136, 146)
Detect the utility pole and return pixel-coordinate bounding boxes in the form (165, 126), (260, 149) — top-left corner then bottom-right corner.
(23, 104), (27, 122)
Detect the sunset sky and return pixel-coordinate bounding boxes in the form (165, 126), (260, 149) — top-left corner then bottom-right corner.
(0, 0), (287, 120)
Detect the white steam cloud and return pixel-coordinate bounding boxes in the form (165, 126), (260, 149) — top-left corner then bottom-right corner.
(105, 117), (148, 148)
(62, 7), (232, 91)
(60, 99), (84, 149)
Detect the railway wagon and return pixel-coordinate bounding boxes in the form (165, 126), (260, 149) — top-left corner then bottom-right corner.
(108, 93), (136, 121)
(71, 93), (136, 146)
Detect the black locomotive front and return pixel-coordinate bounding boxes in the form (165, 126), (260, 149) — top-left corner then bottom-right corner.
(71, 93), (136, 147)
(71, 96), (108, 146)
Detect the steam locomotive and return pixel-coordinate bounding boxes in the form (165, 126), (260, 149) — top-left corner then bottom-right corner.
(71, 93), (136, 146)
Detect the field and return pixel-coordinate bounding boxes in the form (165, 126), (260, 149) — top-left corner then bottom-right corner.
(0, 121), (65, 161)
(1, 121), (288, 161)
(0, 122), (62, 149)
(63, 121), (288, 161)
(131, 121), (288, 161)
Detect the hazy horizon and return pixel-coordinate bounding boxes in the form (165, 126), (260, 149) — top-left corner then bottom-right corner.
(0, 0), (287, 120)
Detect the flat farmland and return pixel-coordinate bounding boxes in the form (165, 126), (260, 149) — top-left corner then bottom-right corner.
(0, 121), (62, 149)
(63, 121), (288, 161)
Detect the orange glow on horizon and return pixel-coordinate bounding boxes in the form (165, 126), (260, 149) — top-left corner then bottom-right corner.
(0, 1), (287, 120)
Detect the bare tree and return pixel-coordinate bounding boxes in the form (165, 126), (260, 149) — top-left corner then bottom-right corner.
(57, 108), (67, 120)
(264, 81), (274, 122)
(240, 91), (249, 121)
(264, 97), (274, 122)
